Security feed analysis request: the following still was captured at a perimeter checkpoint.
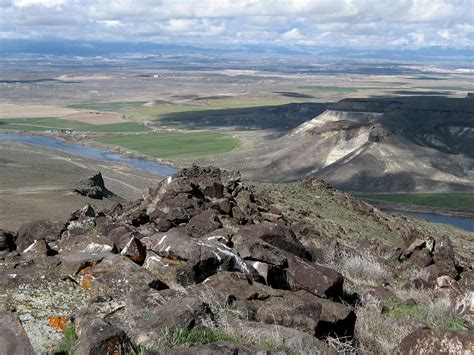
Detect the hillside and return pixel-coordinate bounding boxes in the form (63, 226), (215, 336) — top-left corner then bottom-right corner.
(1, 166), (472, 354)
(249, 96), (474, 192)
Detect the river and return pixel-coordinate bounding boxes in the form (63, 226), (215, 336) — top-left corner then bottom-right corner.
(384, 209), (474, 233)
(0, 133), (177, 176)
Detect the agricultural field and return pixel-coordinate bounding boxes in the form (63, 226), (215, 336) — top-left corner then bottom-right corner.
(96, 131), (239, 158)
(358, 192), (474, 210)
(299, 86), (360, 93)
(147, 102), (327, 131)
(0, 117), (149, 133)
(130, 96), (313, 121)
(66, 101), (148, 111)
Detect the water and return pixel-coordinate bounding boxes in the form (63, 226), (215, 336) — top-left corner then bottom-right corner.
(386, 209), (474, 233)
(0, 133), (177, 176)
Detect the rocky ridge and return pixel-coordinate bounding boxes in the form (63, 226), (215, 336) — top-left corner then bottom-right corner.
(1, 166), (472, 354)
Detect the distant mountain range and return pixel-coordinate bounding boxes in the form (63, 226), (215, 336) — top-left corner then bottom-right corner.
(1, 39), (473, 63)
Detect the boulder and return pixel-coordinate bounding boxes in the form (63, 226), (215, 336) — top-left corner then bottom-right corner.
(237, 222), (310, 260)
(0, 311), (35, 355)
(82, 255), (162, 295)
(409, 248), (433, 268)
(253, 294), (322, 334)
(232, 234), (288, 267)
(16, 220), (65, 252)
(106, 290), (210, 348)
(73, 172), (115, 200)
(143, 251), (185, 291)
(286, 254), (344, 299)
(217, 314), (336, 354)
(55, 234), (115, 254)
(432, 236), (458, 278)
(73, 318), (133, 355)
(186, 210), (223, 237)
(395, 328), (473, 354)
(21, 239), (55, 260)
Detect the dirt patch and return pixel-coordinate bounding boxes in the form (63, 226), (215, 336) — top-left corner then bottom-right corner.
(0, 104), (78, 119)
(62, 112), (125, 125)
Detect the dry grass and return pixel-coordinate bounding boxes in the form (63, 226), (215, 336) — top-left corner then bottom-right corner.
(322, 248), (393, 288)
(355, 295), (415, 354)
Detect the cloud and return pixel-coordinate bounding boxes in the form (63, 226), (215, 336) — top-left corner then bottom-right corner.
(0, 0), (472, 49)
(280, 28), (302, 41)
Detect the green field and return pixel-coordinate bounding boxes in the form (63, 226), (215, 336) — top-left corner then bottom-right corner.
(299, 86), (360, 93)
(66, 101), (147, 111)
(95, 131), (239, 158)
(131, 96), (310, 121)
(419, 86), (472, 91)
(0, 117), (149, 133)
(358, 193), (474, 210)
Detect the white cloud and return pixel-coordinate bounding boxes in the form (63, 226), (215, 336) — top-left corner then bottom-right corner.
(13, 0), (66, 7)
(0, 0), (472, 49)
(281, 28), (302, 41)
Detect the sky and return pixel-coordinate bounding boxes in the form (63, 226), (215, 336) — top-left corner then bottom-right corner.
(0, 0), (473, 50)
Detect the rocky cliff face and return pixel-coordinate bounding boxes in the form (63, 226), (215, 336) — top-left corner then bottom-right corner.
(252, 96), (474, 192)
(1, 166), (472, 354)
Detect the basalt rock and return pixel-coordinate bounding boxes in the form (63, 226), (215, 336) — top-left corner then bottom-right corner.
(0, 311), (35, 355)
(1, 166), (368, 353)
(395, 328), (474, 354)
(73, 318), (133, 355)
(73, 172), (115, 200)
(16, 219), (65, 253)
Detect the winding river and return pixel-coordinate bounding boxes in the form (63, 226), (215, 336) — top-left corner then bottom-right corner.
(0, 133), (177, 176)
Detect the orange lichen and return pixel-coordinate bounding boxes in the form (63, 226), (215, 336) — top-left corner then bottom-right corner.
(80, 274), (93, 289)
(48, 316), (69, 331)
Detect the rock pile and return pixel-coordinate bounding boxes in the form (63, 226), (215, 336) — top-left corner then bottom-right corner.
(1, 166), (353, 353)
(0, 165), (472, 354)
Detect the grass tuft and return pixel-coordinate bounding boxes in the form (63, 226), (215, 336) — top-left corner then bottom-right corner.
(57, 321), (77, 354)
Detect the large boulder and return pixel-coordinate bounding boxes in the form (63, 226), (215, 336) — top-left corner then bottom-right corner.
(395, 328), (473, 354)
(73, 318), (133, 355)
(237, 222), (310, 260)
(217, 314), (336, 354)
(81, 255), (163, 295)
(16, 220), (65, 252)
(105, 290), (211, 348)
(232, 234), (288, 267)
(286, 254), (344, 299)
(432, 235), (458, 279)
(73, 172), (115, 200)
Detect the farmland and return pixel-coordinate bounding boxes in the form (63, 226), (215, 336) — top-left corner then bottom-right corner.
(0, 117), (150, 133)
(96, 131), (239, 158)
(66, 101), (148, 111)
